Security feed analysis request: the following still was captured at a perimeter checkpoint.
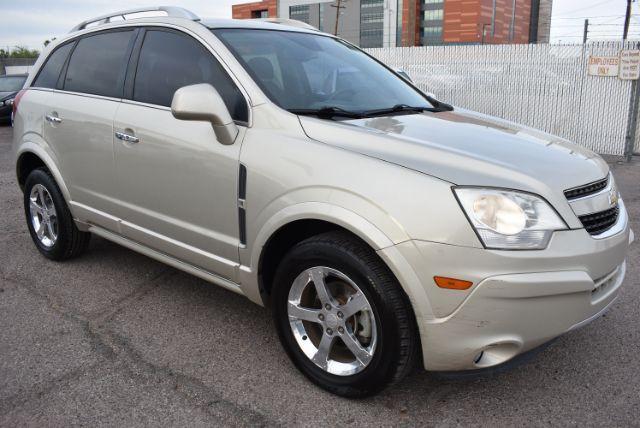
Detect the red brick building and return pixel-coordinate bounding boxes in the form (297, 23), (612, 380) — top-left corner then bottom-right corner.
(231, 0), (277, 19)
(231, 0), (551, 47)
(402, 0), (542, 46)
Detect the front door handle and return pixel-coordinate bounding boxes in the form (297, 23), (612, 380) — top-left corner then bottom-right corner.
(115, 131), (139, 144)
(45, 114), (62, 124)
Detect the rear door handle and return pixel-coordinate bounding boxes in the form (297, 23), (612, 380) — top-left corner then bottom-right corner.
(45, 115), (62, 124)
(115, 131), (139, 144)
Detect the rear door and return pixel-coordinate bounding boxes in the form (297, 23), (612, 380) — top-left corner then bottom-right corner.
(20, 42), (76, 144)
(43, 29), (137, 230)
(112, 28), (249, 280)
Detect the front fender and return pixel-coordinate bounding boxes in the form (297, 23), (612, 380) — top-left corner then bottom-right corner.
(238, 201), (399, 304)
(239, 201), (436, 335)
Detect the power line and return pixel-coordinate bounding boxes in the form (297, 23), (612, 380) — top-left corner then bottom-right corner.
(552, 15), (627, 20)
(554, 0), (615, 18)
(553, 23), (640, 28)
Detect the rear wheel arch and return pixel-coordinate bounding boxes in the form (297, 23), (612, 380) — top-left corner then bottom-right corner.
(15, 146), (71, 202)
(17, 151), (47, 189)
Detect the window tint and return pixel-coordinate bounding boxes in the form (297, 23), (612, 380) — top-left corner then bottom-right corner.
(133, 30), (248, 122)
(214, 29), (433, 113)
(33, 42), (74, 89)
(64, 30), (134, 98)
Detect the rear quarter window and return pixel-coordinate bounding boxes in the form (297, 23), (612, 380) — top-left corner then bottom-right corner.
(63, 30), (135, 98)
(32, 42), (74, 89)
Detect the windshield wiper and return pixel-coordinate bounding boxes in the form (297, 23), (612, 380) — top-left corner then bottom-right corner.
(363, 102), (454, 117)
(289, 106), (365, 119)
(362, 104), (427, 117)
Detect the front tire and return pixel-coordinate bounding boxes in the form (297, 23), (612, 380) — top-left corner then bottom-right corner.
(272, 231), (418, 397)
(23, 168), (90, 260)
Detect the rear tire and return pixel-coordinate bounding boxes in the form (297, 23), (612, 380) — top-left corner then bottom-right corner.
(272, 231), (418, 397)
(23, 168), (90, 260)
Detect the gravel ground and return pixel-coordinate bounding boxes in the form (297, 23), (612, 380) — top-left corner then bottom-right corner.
(0, 125), (639, 427)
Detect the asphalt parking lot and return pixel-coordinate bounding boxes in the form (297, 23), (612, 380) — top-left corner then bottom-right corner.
(0, 124), (639, 426)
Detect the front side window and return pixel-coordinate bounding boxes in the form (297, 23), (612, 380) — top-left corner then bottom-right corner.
(64, 30), (134, 98)
(213, 29), (432, 114)
(133, 30), (248, 122)
(32, 42), (74, 89)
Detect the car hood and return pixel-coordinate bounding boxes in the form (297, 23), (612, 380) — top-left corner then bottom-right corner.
(0, 91), (17, 100)
(299, 107), (609, 196)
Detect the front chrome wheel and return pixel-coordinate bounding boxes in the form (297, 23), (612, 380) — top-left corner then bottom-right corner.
(287, 266), (377, 376)
(29, 184), (58, 248)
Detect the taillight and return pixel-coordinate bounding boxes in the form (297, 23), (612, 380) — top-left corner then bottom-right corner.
(12, 89), (27, 117)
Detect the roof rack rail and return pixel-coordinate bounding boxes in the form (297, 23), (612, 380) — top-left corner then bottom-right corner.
(70, 6), (200, 33)
(253, 18), (318, 31)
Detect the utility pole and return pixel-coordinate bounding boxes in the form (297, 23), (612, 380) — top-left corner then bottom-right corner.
(331, 0), (346, 36)
(583, 19), (589, 44)
(623, 0), (632, 40)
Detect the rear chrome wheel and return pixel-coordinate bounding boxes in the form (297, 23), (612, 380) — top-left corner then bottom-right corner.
(288, 266), (377, 376)
(24, 168), (91, 260)
(29, 184), (58, 248)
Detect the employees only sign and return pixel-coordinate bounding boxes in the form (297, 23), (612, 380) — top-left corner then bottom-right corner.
(587, 56), (620, 77)
(588, 50), (640, 80)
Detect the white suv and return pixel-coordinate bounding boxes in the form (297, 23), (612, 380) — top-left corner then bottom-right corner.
(12, 7), (633, 397)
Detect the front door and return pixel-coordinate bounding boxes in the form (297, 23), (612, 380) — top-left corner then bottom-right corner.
(112, 28), (250, 281)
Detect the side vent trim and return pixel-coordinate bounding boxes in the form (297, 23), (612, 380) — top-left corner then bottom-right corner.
(238, 164), (247, 246)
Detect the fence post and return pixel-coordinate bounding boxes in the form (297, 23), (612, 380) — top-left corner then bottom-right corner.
(623, 42), (640, 161)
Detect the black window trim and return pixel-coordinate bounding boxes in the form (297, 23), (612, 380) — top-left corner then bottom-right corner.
(124, 26), (250, 126)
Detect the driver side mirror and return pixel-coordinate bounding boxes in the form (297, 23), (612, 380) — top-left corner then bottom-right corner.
(171, 83), (239, 145)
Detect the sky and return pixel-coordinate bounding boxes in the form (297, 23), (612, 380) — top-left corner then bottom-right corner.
(0, 0), (639, 50)
(551, 0), (640, 43)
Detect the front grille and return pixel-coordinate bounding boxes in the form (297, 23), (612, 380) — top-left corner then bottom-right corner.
(578, 205), (619, 235)
(564, 176), (608, 200)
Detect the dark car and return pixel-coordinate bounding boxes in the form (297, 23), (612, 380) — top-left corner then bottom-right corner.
(0, 74), (28, 124)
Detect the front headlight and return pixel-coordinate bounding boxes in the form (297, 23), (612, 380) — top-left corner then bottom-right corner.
(454, 187), (567, 250)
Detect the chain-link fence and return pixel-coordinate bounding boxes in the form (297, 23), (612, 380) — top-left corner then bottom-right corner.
(366, 41), (640, 157)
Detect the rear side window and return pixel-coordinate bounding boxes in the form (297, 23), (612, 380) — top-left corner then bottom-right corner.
(33, 43), (74, 89)
(64, 30), (134, 98)
(133, 30), (248, 122)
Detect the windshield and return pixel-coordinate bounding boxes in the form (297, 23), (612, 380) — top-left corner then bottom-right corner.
(212, 29), (433, 114)
(0, 76), (27, 92)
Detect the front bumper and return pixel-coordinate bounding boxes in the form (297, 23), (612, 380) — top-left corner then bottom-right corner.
(384, 203), (633, 372)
